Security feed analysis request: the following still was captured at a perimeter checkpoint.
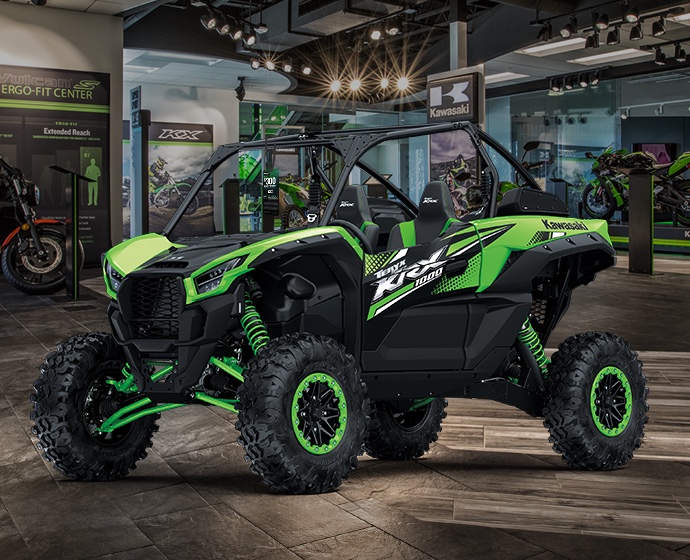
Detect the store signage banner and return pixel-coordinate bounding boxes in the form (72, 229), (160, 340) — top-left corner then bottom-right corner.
(426, 73), (479, 124)
(0, 64), (110, 265)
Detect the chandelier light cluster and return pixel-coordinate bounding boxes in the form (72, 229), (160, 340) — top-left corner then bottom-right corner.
(533, 3), (684, 49)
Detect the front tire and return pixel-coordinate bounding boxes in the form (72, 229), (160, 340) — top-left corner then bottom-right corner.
(543, 332), (648, 470)
(364, 398), (447, 460)
(675, 180), (690, 226)
(236, 333), (369, 494)
(31, 332), (157, 480)
(281, 204), (306, 229)
(582, 182), (616, 221)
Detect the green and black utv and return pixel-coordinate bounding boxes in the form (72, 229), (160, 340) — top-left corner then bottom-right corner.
(31, 122), (648, 494)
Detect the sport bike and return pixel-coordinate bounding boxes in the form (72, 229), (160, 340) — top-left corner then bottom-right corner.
(0, 157), (83, 295)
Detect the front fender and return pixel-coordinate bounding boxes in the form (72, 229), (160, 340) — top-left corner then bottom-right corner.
(1, 219), (63, 249)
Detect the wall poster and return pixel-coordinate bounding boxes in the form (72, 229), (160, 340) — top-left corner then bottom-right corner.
(123, 121), (214, 239)
(0, 64), (110, 264)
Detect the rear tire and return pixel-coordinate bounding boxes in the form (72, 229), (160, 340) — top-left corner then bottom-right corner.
(543, 332), (648, 470)
(31, 332), (157, 480)
(236, 333), (368, 494)
(364, 398), (447, 460)
(281, 204), (306, 229)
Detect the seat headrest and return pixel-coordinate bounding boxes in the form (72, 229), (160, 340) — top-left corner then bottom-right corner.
(417, 181), (456, 222)
(336, 185), (373, 226)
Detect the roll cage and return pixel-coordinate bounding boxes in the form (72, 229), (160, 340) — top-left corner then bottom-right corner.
(162, 121), (541, 238)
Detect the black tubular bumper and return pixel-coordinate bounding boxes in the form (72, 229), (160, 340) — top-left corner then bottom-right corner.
(108, 277), (244, 401)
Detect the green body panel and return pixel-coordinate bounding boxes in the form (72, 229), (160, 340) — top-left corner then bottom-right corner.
(668, 152), (690, 177)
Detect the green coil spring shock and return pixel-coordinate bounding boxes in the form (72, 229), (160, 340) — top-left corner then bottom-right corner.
(241, 296), (270, 355)
(518, 319), (549, 377)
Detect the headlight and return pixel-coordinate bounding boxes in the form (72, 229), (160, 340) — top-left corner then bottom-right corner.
(106, 261), (124, 292)
(194, 258), (240, 294)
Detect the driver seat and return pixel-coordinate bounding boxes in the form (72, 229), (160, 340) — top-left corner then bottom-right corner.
(388, 181), (459, 249)
(335, 185), (380, 249)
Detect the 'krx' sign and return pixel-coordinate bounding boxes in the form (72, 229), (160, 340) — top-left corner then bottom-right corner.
(426, 73), (479, 123)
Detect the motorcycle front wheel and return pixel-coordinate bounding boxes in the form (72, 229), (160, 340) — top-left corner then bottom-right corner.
(675, 181), (690, 226)
(582, 182), (616, 221)
(1, 225), (84, 295)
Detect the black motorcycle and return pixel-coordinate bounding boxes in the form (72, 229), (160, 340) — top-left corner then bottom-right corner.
(0, 157), (83, 295)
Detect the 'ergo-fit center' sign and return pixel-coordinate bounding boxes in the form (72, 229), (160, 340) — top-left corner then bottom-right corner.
(426, 73), (479, 123)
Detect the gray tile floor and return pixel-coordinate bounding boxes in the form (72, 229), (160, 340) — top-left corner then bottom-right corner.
(1, 256), (689, 560)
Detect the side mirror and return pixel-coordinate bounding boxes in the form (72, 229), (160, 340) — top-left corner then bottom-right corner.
(523, 141), (540, 152)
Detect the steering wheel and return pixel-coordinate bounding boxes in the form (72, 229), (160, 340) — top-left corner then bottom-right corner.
(330, 219), (374, 254)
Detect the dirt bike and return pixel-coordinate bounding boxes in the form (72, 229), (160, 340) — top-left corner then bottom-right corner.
(280, 168), (334, 229)
(582, 147), (690, 225)
(149, 172), (199, 215)
(0, 157), (83, 295)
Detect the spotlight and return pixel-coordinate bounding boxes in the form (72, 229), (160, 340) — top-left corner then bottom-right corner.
(30, 0), (47, 4)
(380, 77), (390, 89)
(200, 10), (218, 30)
(555, 116), (563, 125)
(655, 104), (664, 116)
(675, 44), (687, 62)
(265, 59), (275, 71)
(397, 76), (410, 91)
(250, 59), (261, 70)
(652, 17), (666, 37)
(624, 6), (640, 23)
(549, 77), (562, 92)
(566, 116), (575, 125)
(590, 71), (600, 86)
(579, 116), (588, 124)
(564, 75), (575, 90)
(595, 12), (609, 30)
(386, 19), (401, 36)
(544, 116), (551, 126)
(245, 30), (257, 46)
(579, 73), (589, 88)
(370, 27), (382, 41)
(584, 32), (599, 49)
(560, 16), (577, 38)
(230, 21), (243, 41)
(302, 64), (312, 75)
(621, 108), (629, 119)
(216, 16), (230, 36)
(283, 59), (293, 73)
(255, 22), (268, 34)
(330, 80), (341, 93)
(536, 23), (552, 43)
(606, 27), (620, 45)
(235, 77), (246, 102)
(350, 79), (362, 92)
(629, 22), (643, 41)
(655, 47), (666, 65)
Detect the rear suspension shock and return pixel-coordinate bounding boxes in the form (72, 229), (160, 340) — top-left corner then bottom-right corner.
(241, 295), (269, 355)
(518, 319), (549, 377)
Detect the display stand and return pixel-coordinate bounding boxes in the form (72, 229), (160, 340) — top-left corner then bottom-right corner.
(627, 169), (653, 275)
(222, 178), (240, 234)
(50, 165), (91, 300)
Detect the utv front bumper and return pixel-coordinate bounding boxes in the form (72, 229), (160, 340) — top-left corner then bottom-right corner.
(108, 271), (244, 401)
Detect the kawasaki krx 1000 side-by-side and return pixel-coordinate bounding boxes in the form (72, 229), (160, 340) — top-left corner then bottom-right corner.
(31, 122), (648, 494)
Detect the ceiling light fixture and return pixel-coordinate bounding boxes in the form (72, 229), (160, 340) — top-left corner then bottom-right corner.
(591, 71), (600, 85)
(549, 77), (562, 92)
(302, 64), (312, 75)
(230, 21), (243, 41)
(624, 6), (640, 23)
(386, 18), (401, 36)
(370, 27), (382, 41)
(217, 16), (231, 36)
(655, 104), (664, 115)
(606, 26), (620, 45)
(283, 59), (293, 73)
(555, 116), (563, 125)
(245, 28), (257, 46)
(265, 59), (275, 71)
(564, 75), (576, 90)
(675, 43), (687, 62)
(579, 115), (588, 124)
(655, 47), (666, 65)
(520, 37), (586, 56)
(397, 76), (410, 91)
(629, 22), (643, 41)
(544, 116), (551, 126)
(595, 12), (610, 30)
(349, 78), (362, 92)
(250, 59), (261, 70)
(330, 80), (341, 93)
(569, 48), (649, 65)
(579, 73), (590, 87)
(560, 16), (577, 38)
(566, 116), (575, 125)
(380, 77), (390, 89)
(621, 107), (630, 119)
(536, 22), (552, 42)
(30, 0), (48, 5)
(200, 10), (218, 30)
(584, 32), (599, 49)
(652, 16), (666, 37)
(235, 77), (246, 102)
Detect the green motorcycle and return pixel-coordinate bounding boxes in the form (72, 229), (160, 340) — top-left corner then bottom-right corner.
(582, 147), (690, 225)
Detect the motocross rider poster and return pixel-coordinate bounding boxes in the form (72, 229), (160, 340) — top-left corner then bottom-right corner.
(123, 121), (214, 239)
(0, 64), (110, 264)
(429, 130), (479, 217)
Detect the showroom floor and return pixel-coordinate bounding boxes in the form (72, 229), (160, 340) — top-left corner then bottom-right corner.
(1, 256), (690, 560)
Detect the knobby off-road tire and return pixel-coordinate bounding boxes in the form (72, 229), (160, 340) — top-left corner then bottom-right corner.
(236, 333), (369, 494)
(281, 204), (306, 229)
(543, 332), (648, 470)
(31, 332), (158, 480)
(364, 398), (447, 460)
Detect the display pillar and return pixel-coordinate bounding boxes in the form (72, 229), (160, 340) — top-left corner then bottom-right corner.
(50, 165), (91, 300)
(222, 178), (240, 234)
(627, 169), (654, 275)
(449, 2), (468, 70)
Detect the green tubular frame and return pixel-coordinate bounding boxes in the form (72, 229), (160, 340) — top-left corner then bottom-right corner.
(518, 319), (550, 377)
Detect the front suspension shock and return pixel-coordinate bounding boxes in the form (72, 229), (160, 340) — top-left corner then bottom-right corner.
(240, 295), (269, 355)
(518, 318), (549, 377)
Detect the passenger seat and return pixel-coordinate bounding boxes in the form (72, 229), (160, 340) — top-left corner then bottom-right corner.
(335, 185), (380, 250)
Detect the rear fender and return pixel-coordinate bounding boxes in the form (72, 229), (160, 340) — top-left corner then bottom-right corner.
(1, 219), (63, 249)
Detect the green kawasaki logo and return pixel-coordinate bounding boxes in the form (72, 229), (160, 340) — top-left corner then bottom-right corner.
(541, 219), (588, 231)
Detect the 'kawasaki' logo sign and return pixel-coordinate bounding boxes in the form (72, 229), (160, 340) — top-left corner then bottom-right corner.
(427, 73), (479, 123)
(541, 219), (588, 231)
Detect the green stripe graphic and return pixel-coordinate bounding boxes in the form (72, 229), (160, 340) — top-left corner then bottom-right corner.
(0, 99), (109, 113)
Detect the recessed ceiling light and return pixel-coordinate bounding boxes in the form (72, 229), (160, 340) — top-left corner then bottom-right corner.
(569, 48), (651, 65)
(484, 72), (529, 84)
(519, 37), (586, 56)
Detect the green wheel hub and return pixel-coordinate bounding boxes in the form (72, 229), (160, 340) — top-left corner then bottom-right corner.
(590, 366), (632, 437)
(291, 373), (347, 455)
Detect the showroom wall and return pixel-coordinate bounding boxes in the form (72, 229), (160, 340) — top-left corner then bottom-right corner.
(0, 3), (123, 245)
(621, 117), (690, 154)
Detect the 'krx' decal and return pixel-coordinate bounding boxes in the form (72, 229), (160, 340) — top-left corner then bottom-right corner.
(371, 248), (446, 303)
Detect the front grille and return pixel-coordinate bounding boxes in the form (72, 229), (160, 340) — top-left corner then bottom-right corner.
(130, 276), (180, 338)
